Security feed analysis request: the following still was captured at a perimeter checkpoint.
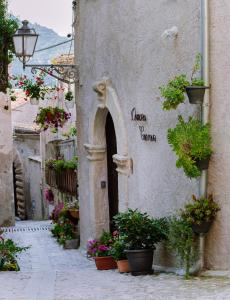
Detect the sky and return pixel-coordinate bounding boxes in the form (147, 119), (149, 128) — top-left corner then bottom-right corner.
(8, 0), (73, 37)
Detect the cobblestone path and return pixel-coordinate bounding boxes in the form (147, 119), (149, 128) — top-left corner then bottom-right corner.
(1, 221), (230, 300)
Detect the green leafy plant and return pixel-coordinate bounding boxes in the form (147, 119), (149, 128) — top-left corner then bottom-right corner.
(65, 90), (74, 101)
(159, 75), (189, 110)
(167, 115), (212, 178)
(0, 1), (19, 92)
(0, 235), (29, 271)
(167, 217), (199, 279)
(181, 194), (220, 225)
(159, 54), (205, 110)
(110, 237), (127, 261)
(35, 106), (71, 132)
(113, 209), (168, 250)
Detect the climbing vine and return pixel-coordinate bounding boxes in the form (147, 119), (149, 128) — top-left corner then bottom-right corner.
(0, 0), (18, 92)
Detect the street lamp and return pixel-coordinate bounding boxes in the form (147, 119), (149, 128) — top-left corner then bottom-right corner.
(13, 20), (39, 70)
(13, 20), (77, 84)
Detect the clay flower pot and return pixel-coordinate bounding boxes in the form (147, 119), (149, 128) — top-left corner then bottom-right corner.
(94, 256), (117, 270)
(69, 209), (79, 219)
(191, 221), (213, 235)
(125, 249), (154, 276)
(30, 98), (39, 105)
(117, 260), (130, 273)
(185, 86), (209, 105)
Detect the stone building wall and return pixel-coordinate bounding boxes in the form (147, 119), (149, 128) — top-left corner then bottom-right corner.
(0, 93), (14, 226)
(76, 0), (201, 257)
(206, 0), (230, 270)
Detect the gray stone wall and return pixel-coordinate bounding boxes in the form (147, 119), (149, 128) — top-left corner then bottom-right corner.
(77, 0), (201, 260)
(0, 93), (14, 226)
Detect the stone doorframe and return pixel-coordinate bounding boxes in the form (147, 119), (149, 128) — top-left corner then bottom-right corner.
(84, 77), (132, 238)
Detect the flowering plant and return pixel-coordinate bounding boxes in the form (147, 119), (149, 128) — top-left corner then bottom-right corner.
(35, 106), (71, 132)
(50, 203), (64, 223)
(14, 74), (48, 100)
(87, 231), (115, 257)
(44, 188), (54, 204)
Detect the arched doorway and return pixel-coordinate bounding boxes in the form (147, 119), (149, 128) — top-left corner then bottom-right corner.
(105, 112), (118, 232)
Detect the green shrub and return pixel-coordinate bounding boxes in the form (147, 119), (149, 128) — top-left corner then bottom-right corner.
(167, 217), (199, 279)
(167, 115), (212, 178)
(113, 209), (168, 250)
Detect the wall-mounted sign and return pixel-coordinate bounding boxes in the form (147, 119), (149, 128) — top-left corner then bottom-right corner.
(139, 126), (156, 142)
(131, 107), (147, 122)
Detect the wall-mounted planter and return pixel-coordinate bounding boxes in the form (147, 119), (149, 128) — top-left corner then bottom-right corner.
(195, 156), (211, 171)
(191, 221), (212, 235)
(185, 86), (209, 104)
(30, 98), (39, 105)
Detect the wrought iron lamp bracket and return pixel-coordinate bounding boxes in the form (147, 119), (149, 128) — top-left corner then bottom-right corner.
(25, 64), (79, 84)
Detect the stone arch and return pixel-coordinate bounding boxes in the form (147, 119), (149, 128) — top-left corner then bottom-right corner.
(13, 148), (26, 220)
(84, 78), (132, 238)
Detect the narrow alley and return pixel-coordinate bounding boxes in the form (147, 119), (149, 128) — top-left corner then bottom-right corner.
(0, 221), (230, 300)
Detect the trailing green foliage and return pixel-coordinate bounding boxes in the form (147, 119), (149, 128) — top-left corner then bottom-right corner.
(167, 115), (212, 178)
(159, 54), (205, 110)
(166, 217), (199, 279)
(181, 194), (220, 226)
(0, 234), (29, 271)
(159, 75), (189, 110)
(0, 1), (19, 92)
(113, 209), (169, 250)
(46, 157), (78, 172)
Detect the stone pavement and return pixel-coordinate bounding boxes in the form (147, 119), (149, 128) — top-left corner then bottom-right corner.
(1, 221), (230, 300)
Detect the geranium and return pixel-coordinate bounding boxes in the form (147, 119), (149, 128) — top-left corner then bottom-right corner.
(35, 106), (71, 132)
(44, 188), (54, 204)
(87, 239), (111, 257)
(50, 203), (64, 223)
(13, 73), (48, 100)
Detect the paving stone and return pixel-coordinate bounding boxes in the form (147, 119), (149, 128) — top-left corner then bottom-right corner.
(1, 221), (230, 300)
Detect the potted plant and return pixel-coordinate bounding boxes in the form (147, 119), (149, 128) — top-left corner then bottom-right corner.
(65, 90), (74, 109)
(110, 234), (130, 273)
(167, 216), (199, 279)
(35, 106), (71, 132)
(181, 194), (220, 234)
(159, 54), (209, 109)
(113, 209), (168, 276)
(65, 199), (79, 219)
(167, 115), (212, 178)
(87, 231), (117, 270)
(14, 74), (48, 105)
(185, 54), (209, 105)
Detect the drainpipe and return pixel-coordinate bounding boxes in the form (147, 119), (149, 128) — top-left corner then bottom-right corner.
(191, 0), (210, 275)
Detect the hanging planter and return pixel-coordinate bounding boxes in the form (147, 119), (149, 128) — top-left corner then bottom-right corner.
(35, 106), (71, 132)
(30, 98), (39, 105)
(191, 221), (212, 235)
(195, 155), (211, 171)
(185, 86), (209, 105)
(65, 91), (74, 109)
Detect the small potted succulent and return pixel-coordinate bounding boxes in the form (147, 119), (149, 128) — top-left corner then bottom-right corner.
(14, 74), (48, 105)
(167, 115), (212, 178)
(65, 90), (74, 109)
(110, 233), (130, 273)
(159, 54), (209, 110)
(113, 209), (168, 276)
(35, 106), (71, 132)
(181, 194), (220, 234)
(87, 231), (117, 270)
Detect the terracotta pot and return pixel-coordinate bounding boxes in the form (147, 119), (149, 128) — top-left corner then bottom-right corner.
(185, 86), (208, 104)
(69, 209), (79, 219)
(30, 98), (39, 105)
(195, 156), (211, 171)
(125, 249), (154, 276)
(191, 221), (213, 235)
(117, 260), (130, 273)
(94, 256), (117, 270)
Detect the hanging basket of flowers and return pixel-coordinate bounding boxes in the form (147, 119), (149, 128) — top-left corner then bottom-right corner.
(35, 106), (71, 132)
(14, 74), (48, 105)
